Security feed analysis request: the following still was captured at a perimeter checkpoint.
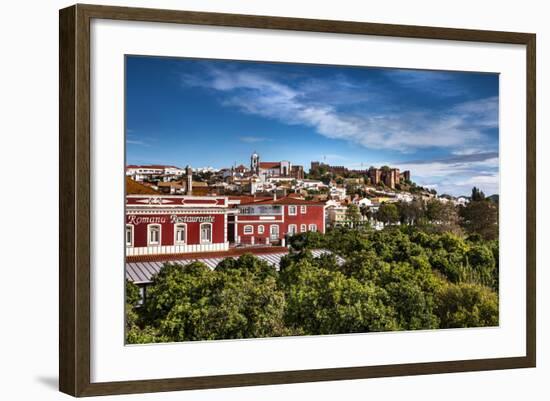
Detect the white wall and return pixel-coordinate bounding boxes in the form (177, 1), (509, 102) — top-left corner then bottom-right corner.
(0, 0), (546, 400)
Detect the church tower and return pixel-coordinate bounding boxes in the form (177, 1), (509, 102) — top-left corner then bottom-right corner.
(250, 152), (260, 175)
(186, 165), (193, 195)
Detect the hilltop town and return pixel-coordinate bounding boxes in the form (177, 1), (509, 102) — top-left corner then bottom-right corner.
(126, 152), (471, 231)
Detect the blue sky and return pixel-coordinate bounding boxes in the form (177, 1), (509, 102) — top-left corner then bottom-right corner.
(126, 56), (499, 196)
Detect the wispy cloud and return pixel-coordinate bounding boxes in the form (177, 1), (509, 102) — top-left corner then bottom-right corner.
(181, 67), (497, 154)
(127, 132), (153, 147)
(383, 69), (469, 97)
(238, 136), (271, 143)
(127, 139), (150, 146)
(388, 153), (499, 196)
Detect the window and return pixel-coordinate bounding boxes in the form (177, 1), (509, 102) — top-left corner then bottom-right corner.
(125, 225), (133, 247)
(309, 224), (317, 232)
(300, 205), (307, 214)
(148, 224), (161, 246)
(288, 205), (297, 215)
(288, 224), (297, 236)
(300, 224), (306, 233)
(270, 224), (279, 240)
(200, 223), (212, 244)
(258, 225), (265, 234)
(244, 225), (254, 235)
(174, 224), (186, 244)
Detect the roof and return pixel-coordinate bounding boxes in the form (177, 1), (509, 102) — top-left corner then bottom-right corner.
(259, 162), (280, 169)
(192, 181), (209, 187)
(157, 181), (183, 188)
(240, 196), (325, 206)
(126, 249), (344, 283)
(125, 177), (160, 195)
(228, 196), (273, 204)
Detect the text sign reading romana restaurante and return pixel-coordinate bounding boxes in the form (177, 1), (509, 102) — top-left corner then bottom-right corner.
(127, 214), (216, 225)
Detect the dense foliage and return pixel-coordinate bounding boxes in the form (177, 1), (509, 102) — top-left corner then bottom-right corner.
(127, 223), (499, 343)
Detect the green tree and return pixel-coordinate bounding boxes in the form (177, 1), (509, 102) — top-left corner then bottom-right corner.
(288, 231), (326, 252)
(396, 200), (424, 225)
(346, 204), (361, 227)
(435, 282), (498, 328)
(471, 186), (486, 201)
(376, 203), (399, 225)
(140, 261), (287, 341)
(280, 258), (398, 334)
(459, 199), (498, 240)
(125, 280), (161, 344)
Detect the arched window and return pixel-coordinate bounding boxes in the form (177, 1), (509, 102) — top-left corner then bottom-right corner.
(244, 225), (254, 235)
(300, 224), (306, 233)
(200, 223), (212, 244)
(308, 224), (317, 232)
(174, 223), (187, 244)
(270, 224), (279, 240)
(148, 224), (161, 246)
(258, 225), (265, 234)
(288, 224), (297, 235)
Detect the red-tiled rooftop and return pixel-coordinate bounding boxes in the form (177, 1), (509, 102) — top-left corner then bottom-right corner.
(259, 162), (280, 169)
(125, 177), (160, 195)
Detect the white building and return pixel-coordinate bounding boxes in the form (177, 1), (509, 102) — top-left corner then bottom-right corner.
(126, 165), (186, 181)
(395, 193), (414, 203)
(329, 186), (347, 201)
(353, 197), (373, 207)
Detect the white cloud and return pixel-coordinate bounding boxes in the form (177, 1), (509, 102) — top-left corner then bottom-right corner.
(386, 155), (499, 196)
(238, 136), (271, 143)
(182, 68), (497, 154)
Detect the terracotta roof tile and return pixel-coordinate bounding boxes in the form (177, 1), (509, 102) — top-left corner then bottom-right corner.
(259, 162), (280, 169)
(125, 177), (160, 195)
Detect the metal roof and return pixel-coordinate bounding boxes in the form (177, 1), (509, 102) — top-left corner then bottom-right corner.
(126, 249), (344, 284)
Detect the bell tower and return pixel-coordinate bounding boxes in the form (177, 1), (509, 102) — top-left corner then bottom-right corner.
(186, 165), (193, 195)
(250, 151), (260, 175)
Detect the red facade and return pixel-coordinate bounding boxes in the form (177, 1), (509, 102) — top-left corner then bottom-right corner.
(234, 198), (325, 245)
(127, 213), (226, 248)
(126, 195), (326, 255)
(126, 195), (230, 256)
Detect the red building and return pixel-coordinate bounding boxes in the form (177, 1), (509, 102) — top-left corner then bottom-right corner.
(232, 197), (326, 246)
(126, 195), (326, 255)
(126, 195), (230, 256)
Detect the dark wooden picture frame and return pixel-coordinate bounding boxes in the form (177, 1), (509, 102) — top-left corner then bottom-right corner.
(59, 3), (536, 397)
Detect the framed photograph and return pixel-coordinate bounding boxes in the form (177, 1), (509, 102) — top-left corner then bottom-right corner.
(59, 4), (536, 397)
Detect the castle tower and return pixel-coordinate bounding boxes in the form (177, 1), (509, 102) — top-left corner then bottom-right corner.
(250, 152), (260, 175)
(186, 165), (193, 195)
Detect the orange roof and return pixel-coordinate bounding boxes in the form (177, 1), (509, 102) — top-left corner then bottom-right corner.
(157, 181), (183, 188)
(125, 177), (160, 195)
(259, 162), (280, 169)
